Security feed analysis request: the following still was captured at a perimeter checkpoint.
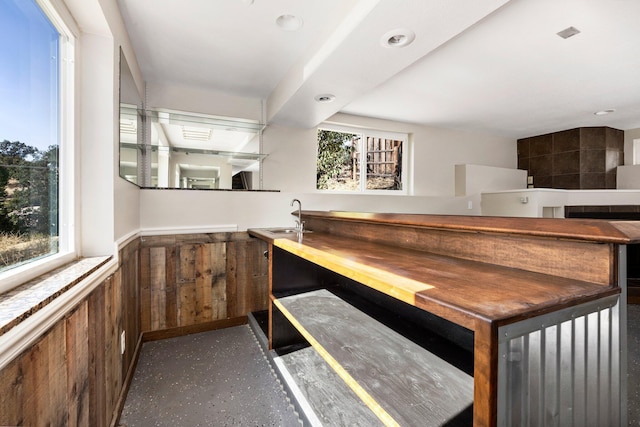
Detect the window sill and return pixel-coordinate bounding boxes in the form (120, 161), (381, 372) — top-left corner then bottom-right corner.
(0, 256), (111, 337)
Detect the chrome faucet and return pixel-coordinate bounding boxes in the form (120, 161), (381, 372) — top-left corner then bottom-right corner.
(290, 198), (303, 232)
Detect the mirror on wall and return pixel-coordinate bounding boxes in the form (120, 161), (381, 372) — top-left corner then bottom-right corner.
(119, 48), (143, 184)
(143, 109), (265, 190)
(118, 49), (266, 190)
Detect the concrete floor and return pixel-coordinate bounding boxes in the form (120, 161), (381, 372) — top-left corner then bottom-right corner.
(118, 325), (301, 427)
(120, 305), (640, 426)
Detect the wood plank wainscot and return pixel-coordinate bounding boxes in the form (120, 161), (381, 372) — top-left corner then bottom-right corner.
(248, 211), (640, 427)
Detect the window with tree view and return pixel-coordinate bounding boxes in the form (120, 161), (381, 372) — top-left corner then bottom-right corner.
(0, 0), (61, 273)
(317, 128), (407, 192)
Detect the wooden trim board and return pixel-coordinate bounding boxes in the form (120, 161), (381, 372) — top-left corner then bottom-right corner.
(142, 316), (247, 342)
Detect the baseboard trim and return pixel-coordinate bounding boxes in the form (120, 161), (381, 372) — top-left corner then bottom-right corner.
(141, 316), (248, 342)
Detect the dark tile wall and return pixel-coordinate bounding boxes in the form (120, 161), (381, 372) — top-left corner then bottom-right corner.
(517, 127), (624, 189)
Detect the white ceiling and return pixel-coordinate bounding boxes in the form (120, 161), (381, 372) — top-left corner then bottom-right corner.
(117, 0), (640, 139)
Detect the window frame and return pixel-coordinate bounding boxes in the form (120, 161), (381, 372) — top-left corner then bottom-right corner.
(316, 124), (409, 195)
(0, 0), (77, 294)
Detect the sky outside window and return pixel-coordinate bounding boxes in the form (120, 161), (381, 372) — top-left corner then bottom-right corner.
(0, 0), (59, 152)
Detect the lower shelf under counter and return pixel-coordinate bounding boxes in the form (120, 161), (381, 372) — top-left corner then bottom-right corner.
(273, 289), (474, 427)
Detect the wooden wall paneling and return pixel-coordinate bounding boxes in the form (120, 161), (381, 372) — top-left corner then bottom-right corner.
(141, 234), (176, 248)
(149, 247), (167, 330)
(0, 352), (23, 425)
(66, 302), (90, 427)
(111, 272), (124, 421)
(102, 273), (123, 425)
(178, 282), (197, 326)
(209, 242), (227, 320)
(122, 245), (141, 378)
(234, 240), (252, 314)
(250, 239), (269, 312)
(246, 240), (259, 313)
(226, 240), (238, 318)
(178, 244), (197, 326)
(139, 246), (152, 332)
(88, 283), (107, 427)
(138, 233), (271, 332)
(103, 275), (116, 423)
(48, 320), (68, 425)
(179, 244), (197, 282)
(21, 333), (49, 426)
(164, 246), (178, 329)
(195, 244), (214, 322)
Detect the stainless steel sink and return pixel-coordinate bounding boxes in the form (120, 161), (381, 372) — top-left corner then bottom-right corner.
(263, 227), (312, 234)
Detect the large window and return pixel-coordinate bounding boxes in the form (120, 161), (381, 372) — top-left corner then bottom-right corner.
(317, 126), (407, 193)
(0, 0), (74, 287)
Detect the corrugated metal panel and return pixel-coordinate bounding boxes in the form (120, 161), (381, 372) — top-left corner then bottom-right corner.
(498, 294), (624, 426)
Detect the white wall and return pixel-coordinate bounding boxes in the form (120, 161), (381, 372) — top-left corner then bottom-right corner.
(261, 125), (318, 192)
(411, 125), (517, 196)
(624, 128), (640, 166)
(146, 82), (262, 121)
(482, 189), (568, 217)
(455, 164), (526, 196)
(618, 165), (640, 189)
(139, 190), (481, 232)
(78, 33), (115, 256)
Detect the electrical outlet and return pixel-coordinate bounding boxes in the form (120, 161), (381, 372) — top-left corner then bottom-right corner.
(467, 201), (473, 210)
(121, 331), (126, 355)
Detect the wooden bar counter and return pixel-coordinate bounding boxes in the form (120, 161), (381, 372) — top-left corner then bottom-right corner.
(249, 212), (640, 426)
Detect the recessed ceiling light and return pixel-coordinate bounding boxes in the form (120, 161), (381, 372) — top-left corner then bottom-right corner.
(594, 109), (616, 116)
(380, 28), (415, 48)
(314, 94), (335, 103)
(276, 14), (303, 31)
(557, 26), (581, 39)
